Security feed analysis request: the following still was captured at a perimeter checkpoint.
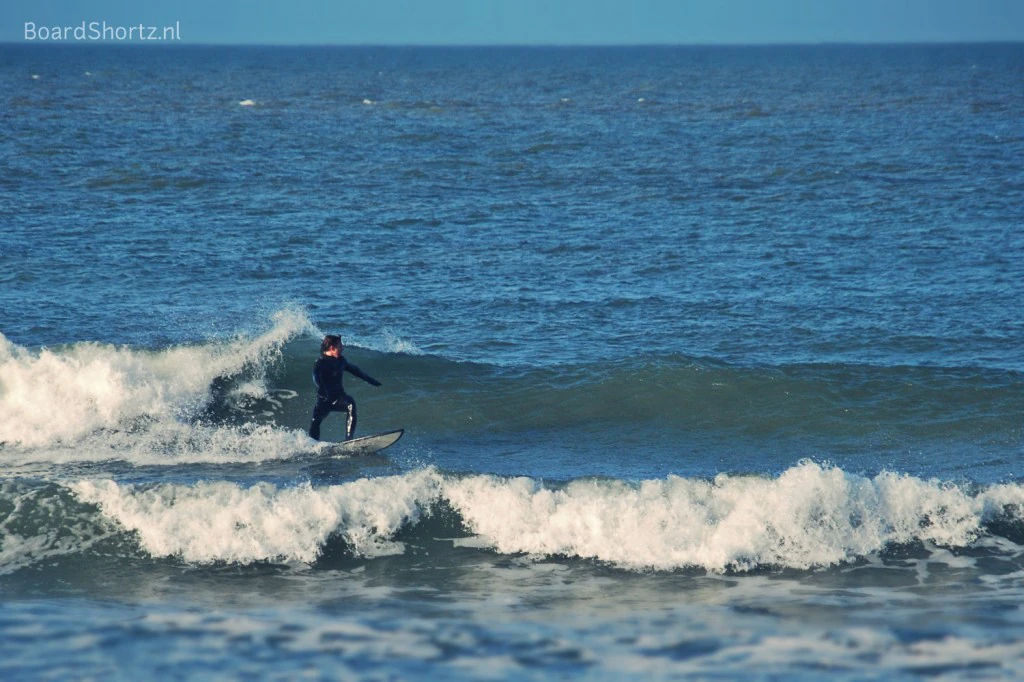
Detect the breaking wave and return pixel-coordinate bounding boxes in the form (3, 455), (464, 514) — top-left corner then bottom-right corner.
(1, 462), (1017, 573)
(0, 309), (316, 450)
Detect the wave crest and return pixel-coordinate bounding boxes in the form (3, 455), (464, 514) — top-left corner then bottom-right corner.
(55, 463), (1024, 571)
(70, 469), (443, 564)
(447, 461), (1024, 571)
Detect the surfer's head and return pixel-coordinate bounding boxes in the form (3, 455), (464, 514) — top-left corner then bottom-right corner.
(321, 335), (342, 355)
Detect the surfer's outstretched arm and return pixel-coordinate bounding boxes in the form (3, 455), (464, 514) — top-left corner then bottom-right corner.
(345, 363), (381, 387)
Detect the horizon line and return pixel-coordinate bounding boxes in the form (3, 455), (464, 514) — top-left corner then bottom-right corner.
(4, 39), (1023, 48)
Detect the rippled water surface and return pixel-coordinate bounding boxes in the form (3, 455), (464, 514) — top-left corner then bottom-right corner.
(2, 44), (1024, 679)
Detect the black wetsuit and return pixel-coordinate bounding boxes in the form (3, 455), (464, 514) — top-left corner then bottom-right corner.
(309, 354), (380, 440)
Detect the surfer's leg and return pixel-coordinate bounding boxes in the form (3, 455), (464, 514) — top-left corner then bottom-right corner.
(344, 397), (357, 440)
(309, 400), (331, 440)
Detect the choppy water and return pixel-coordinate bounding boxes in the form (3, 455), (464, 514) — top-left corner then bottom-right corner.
(2, 44), (1024, 680)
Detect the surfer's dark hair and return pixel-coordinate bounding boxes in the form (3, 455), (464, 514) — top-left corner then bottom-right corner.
(321, 335), (342, 354)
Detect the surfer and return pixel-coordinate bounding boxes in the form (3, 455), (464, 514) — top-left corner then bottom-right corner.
(309, 334), (381, 441)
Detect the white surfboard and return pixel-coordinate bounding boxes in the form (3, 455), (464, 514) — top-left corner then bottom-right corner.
(318, 429), (404, 457)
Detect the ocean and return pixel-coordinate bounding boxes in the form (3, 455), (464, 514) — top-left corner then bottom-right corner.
(1, 43), (1023, 679)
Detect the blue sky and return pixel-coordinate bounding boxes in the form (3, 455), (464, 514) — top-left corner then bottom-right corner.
(5, 0), (1024, 45)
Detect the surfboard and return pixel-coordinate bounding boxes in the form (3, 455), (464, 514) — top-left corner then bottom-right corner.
(318, 429), (404, 457)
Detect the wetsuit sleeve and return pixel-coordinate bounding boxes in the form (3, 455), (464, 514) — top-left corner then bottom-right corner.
(345, 363), (381, 387)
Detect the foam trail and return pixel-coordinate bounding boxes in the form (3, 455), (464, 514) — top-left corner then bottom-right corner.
(38, 421), (319, 467)
(0, 309), (316, 448)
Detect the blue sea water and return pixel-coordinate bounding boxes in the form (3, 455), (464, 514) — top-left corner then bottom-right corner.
(2, 43), (1024, 679)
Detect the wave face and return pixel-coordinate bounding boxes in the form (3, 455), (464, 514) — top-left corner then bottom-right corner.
(1, 462), (1016, 573)
(2, 307), (1022, 472)
(348, 353), (1024, 440)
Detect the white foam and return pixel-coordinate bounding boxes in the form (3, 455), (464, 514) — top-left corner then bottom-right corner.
(670, 628), (1024, 678)
(441, 461), (1024, 572)
(56, 462), (1024, 570)
(0, 308), (316, 450)
(64, 421), (316, 466)
(71, 469), (443, 564)
(238, 99), (255, 106)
